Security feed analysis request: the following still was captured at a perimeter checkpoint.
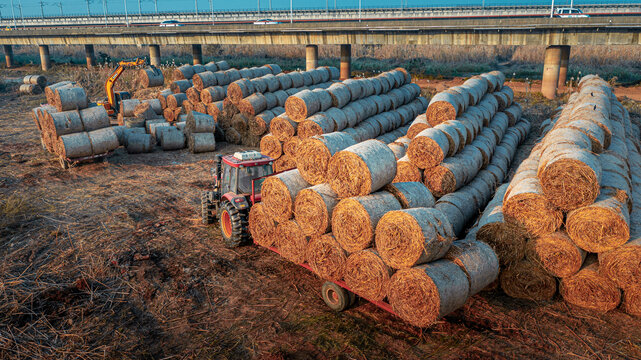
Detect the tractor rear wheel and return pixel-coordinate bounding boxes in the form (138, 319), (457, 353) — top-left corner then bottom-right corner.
(219, 200), (249, 248)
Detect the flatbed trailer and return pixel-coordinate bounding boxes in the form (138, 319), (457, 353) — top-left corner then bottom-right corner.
(59, 151), (112, 169)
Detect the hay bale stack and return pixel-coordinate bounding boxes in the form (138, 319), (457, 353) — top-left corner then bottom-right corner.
(525, 231), (586, 278)
(273, 155), (297, 172)
(45, 81), (74, 105)
(425, 90), (465, 126)
(623, 285), (641, 316)
(248, 202), (278, 247)
(295, 132), (357, 185)
(407, 128), (450, 169)
(270, 114), (298, 142)
(54, 87), (88, 112)
(19, 84), (42, 95)
(344, 249), (393, 301)
(375, 207), (455, 269)
(306, 234), (348, 282)
(444, 240), (499, 295)
(559, 259), (621, 311)
(388, 260), (470, 327)
(327, 83), (352, 108)
(276, 220), (309, 264)
(227, 79), (254, 104)
(140, 67), (164, 88)
(259, 134), (282, 159)
(157, 89), (172, 109)
(407, 114), (430, 139)
(262, 169), (310, 222)
(332, 192), (402, 253)
(327, 139), (397, 198)
(393, 155), (423, 183)
(598, 237), (641, 290)
(500, 259), (557, 301)
(283, 136), (301, 157)
(294, 184), (339, 236)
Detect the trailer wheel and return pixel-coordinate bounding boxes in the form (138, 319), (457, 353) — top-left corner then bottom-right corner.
(321, 282), (353, 312)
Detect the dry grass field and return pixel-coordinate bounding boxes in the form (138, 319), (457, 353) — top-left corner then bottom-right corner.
(1, 66), (641, 359)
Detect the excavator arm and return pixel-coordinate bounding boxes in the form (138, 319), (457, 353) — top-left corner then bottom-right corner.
(101, 58), (146, 116)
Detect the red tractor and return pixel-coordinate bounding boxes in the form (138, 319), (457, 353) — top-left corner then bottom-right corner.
(201, 151), (274, 247)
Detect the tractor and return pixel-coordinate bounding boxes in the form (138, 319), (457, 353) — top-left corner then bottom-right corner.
(201, 151), (274, 247)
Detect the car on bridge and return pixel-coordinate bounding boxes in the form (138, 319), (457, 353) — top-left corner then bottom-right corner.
(159, 20), (184, 27)
(253, 18), (280, 25)
(555, 7), (589, 18)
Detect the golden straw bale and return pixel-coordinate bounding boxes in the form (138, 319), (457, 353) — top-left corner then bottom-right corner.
(525, 231), (587, 278)
(444, 240), (499, 296)
(248, 203), (277, 247)
(327, 140), (397, 198)
(294, 184), (339, 236)
(393, 155), (423, 183)
(388, 260), (470, 327)
(407, 114), (430, 139)
(503, 177), (563, 238)
(566, 189), (630, 253)
(344, 249), (394, 301)
(375, 208), (455, 269)
(598, 238), (641, 290)
(407, 128), (451, 169)
(622, 285), (641, 316)
(306, 233), (348, 282)
(261, 169), (310, 222)
(270, 114), (299, 142)
(273, 155), (297, 173)
(283, 136), (301, 157)
(384, 182), (435, 209)
(259, 134), (282, 159)
(276, 220), (310, 264)
(559, 259), (621, 312)
(295, 132), (357, 185)
(500, 260), (557, 301)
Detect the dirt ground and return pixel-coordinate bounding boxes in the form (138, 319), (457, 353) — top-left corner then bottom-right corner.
(1, 76), (641, 359)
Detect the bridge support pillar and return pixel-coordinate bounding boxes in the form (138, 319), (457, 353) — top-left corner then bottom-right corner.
(85, 45), (95, 68)
(39, 45), (51, 71)
(306, 45), (318, 70)
(3, 45), (14, 68)
(340, 44), (351, 80)
(558, 45), (571, 88)
(149, 45), (161, 67)
(541, 45), (563, 99)
(192, 44), (203, 65)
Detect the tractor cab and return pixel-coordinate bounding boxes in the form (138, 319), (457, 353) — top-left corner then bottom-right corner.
(202, 151), (274, 247)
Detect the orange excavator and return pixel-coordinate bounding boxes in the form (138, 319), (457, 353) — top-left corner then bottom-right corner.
(97, 57), (157, 116)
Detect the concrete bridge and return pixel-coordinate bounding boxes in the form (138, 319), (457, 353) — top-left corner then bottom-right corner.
(2, 14), (640, 98)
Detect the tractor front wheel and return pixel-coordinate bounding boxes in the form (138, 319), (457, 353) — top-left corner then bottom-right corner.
(219, 201), (249, 248)
(201, 191), (215, 224)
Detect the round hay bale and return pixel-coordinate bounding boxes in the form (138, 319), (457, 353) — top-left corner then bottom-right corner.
(503, 178), (564, 238)
(142, 98), (163, 115)
(188, 132), (216, 153)
(248, 202), (277, 247)
(19, 84), (42, 95)
(327, 140), (398, 198)
(186, 111), (215, 134)
(298, 113), (335, 139)
(157, 89), (172, 109)
(224, 127), (242, 144)
(45, 81), (74, 104)
(88, 127), (119, 154)
(566, 190), (630, 253)
(161, 129), (185, 150)
(538, 147), (601, 211)
(167, 93), (188, 109)
(384, 182), (435, 209)
(285, 90), (321, 122)
(262, 169), (310, 222)
(57, 132), (93, 158)
(249, 110), (275, 136)
(500, 259), (557, 301)
(78, 106), (110, 132)
(295, 132), (357, 185)
(170, 79), (192, 94)
(206, 101), (224, 121)
(559, 260), (621, 311)
(622, 285), (641, 316)
(273, 154), (297, 172)
(423, 158), (470, 198)
(388, 260), (470, 327)
(276, 220), (309, 264)
(173, 64), (195, 80)
(306, 233), (348, 282)
(324, 108), (349, 132)
(122, 127), (145, 146)
(259, 134), (282, 159)
(55, 87), (88, 112)
(294, 184), (339, 236)
(344, 249), (394, 301)
(213, 71), (230, 86)
(332, 192), (402, 253)
(327, 83), (351, 108)
(23, 74), (47, 87)
(270, 114), (298, 142)
(426, 91), (463, 126)
(126, 133), (154, 153)
(407, 128), (450, 169)
(185, 87), (202, 105)
(215, 60), (230, 71)
(192, 71), (217, 91)
(444, 240), (499, 296)
(277, 136), (299, 157)
(276, 73), (293, 90)
(238, 93), (267, 116)
(203, 62), (218, 73)
(394, 155), (423, 183)
(598, 238), (641, 290)
(201, 86), (226, 104)
(407, 114), (430, 139)
(526, 231), (586, 278)
(47, 110), (84, 137)
(375, 207), (455, 268)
